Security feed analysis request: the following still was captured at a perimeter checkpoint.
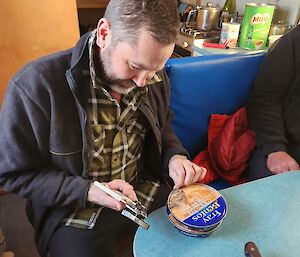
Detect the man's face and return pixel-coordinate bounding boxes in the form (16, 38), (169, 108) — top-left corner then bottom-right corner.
(97, 26), (174, 93)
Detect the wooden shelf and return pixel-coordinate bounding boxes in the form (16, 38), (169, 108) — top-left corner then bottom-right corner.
(77, 0), (108, 9)
(77, 3), (106, 8)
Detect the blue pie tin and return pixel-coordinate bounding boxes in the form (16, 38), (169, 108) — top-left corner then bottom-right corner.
(167, 183), (227, 237)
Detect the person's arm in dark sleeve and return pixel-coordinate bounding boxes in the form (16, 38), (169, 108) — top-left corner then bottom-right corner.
(247, 30), (296, 156)
(0, 80), (90, 210)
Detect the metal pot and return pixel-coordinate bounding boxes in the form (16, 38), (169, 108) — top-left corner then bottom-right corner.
(186, 3), (221, 30)
(269, 21), (291, 36)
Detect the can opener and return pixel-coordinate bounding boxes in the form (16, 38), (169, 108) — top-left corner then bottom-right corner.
(93, 181), (150, 230)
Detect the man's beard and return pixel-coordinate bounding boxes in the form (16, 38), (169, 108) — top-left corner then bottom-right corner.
(97, 46), (137, 94)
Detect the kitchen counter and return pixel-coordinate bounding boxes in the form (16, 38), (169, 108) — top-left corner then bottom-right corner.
(192, 45), (266, 56)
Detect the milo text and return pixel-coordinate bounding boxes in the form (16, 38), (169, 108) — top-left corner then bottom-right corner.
(250, 13), (270, 24)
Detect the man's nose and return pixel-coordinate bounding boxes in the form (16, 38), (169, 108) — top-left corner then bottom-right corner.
(133, 71), (155, 87)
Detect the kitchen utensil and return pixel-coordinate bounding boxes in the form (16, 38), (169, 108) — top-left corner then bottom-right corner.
(203, 42), (229, 48)
(244, 242), (262, 257)
(186, 3), (221, 30)
(269, 21), (291, 35)
(93, 181), (150, 229)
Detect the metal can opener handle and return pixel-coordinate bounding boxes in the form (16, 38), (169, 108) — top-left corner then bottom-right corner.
(93, 181), (150, 230)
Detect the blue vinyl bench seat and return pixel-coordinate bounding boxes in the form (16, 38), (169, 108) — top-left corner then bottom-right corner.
(165, 53), (265, 189)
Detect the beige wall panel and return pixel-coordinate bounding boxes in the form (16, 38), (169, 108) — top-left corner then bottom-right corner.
(0, 0), (80, 105)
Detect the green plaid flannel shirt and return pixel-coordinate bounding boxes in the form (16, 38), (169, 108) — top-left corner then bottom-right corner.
(64, 30), (161, 229)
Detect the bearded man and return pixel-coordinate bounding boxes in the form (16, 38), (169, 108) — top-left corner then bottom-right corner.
(0, 1), (206, 256)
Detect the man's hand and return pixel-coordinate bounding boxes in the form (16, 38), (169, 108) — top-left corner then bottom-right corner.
(87, 179), (137, 211)
(168, 155), (207, 189)
(267, 151), (300, 174)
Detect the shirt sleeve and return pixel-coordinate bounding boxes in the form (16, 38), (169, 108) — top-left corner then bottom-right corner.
(246, 27), (298, 156)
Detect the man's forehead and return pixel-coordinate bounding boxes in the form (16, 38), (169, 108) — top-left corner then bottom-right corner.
(113, 31), (173, 71)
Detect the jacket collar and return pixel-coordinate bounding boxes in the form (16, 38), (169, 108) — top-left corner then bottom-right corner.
(70, 31), (92, 71)
(65, 31), (92, 94)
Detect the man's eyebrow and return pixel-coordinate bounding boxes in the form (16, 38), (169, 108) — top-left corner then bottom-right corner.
(130, 61), (153, 71)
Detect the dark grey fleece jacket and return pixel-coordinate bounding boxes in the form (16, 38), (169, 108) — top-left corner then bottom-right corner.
(0, 32), (188, 256)
(247, 25), (300, 161)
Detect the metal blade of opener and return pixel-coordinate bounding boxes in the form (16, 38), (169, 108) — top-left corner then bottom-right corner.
(121, 209), (150, 230)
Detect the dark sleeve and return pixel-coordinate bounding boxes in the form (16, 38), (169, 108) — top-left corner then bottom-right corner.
(0, 79), (90, 209)
(159, 70), (189, 171)
(246, 27), (298, 156)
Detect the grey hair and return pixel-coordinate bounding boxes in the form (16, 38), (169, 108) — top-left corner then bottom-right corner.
(104, 0), (180, 46)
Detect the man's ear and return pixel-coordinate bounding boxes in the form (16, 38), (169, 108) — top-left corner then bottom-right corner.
(96, 18), (111, 48)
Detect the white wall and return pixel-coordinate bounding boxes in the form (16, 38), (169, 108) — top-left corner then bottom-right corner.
(198, 0), (300, 25)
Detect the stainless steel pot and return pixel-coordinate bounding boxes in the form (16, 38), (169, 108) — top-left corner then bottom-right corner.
(186, 3), (221, 30)
(269, 21), (291, 35)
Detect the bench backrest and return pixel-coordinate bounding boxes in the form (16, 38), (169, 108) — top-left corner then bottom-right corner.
(165, 53), (265, 158)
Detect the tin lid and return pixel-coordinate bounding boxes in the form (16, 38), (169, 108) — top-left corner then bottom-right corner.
(246, 3), (275, 8)
(167, 184), (227, 228)
(166, 205), (222, 236)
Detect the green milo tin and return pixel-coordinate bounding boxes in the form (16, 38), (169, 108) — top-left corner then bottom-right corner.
(238, 3), (275, 50)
